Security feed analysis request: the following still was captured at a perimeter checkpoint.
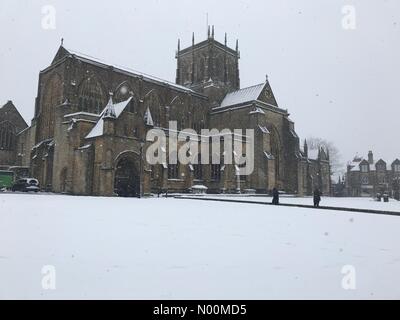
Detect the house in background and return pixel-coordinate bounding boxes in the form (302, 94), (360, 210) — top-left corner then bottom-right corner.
(346, 151), (400, 198)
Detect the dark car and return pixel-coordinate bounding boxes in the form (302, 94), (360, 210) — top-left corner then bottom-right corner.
(11, 178), (40, 192)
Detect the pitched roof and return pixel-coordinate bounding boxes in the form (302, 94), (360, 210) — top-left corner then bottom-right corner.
(51, 46), (201, 96)
(348, 154), (400, 171)
(0, 101), (28, 132)
(86, 97), (132, 139)
(218, 83), (266, 109)
(392, 159), (400, 165)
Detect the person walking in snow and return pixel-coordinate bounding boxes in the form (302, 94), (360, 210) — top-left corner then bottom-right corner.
(313, 188), (321, 207)
(272, 187), (280, 205)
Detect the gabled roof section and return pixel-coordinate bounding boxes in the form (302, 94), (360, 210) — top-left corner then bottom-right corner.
(376, 159), (386, 165)
(0, 100), (28, 132)
(86, 97), (132, 139)
(218, 82), (266, 109)
(49, 45), (204, 97)
(392, 159), (400, 165)
(51, 45), (71, 65)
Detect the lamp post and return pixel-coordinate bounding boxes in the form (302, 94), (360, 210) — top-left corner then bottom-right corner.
(139, 140), (145, 198)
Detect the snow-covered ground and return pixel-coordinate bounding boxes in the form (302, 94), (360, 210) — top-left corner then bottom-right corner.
(1, 193), (400, 299)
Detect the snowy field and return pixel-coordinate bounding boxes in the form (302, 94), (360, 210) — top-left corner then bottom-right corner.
(1, 193), (400, 300)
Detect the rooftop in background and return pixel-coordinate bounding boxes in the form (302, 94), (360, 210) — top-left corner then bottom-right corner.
(347, 151), (400, 171)
(218, 83), (266, 109)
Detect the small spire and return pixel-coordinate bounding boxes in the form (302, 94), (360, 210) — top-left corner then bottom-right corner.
(177, 39), (180, 52)
(103, 94), (116, 119)
(212, 25), (215, 38)
(208, 25), (211, 38)
(61, 38), (64, 47)
(236, 39), (239, 52)
(304, 139), (308, 157)
(225, 33), (227, 46)
(192, 32), (195, 46)
(265, 74), (269, 82)
(144, 107), (154, 127)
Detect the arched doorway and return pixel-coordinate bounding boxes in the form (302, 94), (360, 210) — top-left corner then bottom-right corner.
(114, 156), (140, 197)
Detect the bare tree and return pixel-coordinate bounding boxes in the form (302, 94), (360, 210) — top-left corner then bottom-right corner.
(306, 136), (344, 177)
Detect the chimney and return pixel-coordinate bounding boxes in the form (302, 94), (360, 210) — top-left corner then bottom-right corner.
(368, 151), (374, 164)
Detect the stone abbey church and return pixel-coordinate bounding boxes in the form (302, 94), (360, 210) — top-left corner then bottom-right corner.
(0, 29), (331, 197)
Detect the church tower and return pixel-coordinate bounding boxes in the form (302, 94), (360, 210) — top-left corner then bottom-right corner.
(175, 26), (240, 105)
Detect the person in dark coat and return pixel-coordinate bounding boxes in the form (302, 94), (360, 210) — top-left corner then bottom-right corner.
(313, 188), (321, 207)
(272, 188), (280, 205)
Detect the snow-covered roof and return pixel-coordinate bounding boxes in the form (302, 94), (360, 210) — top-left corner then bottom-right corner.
(218, 83), (266, 109)
(347, 156), (395, 172)
(144, 107), (154, 126)
(64, 111), (99, 118)
(249, 107), (265, 115)
(63, 47), (200, 96)
(86, 97), (132, 139)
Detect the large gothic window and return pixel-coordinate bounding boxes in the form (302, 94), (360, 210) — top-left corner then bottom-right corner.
(193, 111), (206, 133)
(215, 54), (224, 81)
(170, 96), (186, 131)
(211, 164), (221, 181)
(0, 121), (16, 151)
(183, 62), (191, 85)
(168, 163), (179, 179)
(78, 77), (106, 114)
(270, 127), (282, 184)
(197, 57), (206, 82)
(38, 73), (63, 142)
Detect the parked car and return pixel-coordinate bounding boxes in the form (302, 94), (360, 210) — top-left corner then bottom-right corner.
(11, 178), (40, 192)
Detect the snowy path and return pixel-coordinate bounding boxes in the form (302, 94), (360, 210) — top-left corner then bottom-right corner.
(1, 193), (400, 299)
(201, 196), (400, 212)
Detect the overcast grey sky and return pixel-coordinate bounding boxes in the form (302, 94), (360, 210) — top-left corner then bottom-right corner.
(1, 0), (399, 170)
